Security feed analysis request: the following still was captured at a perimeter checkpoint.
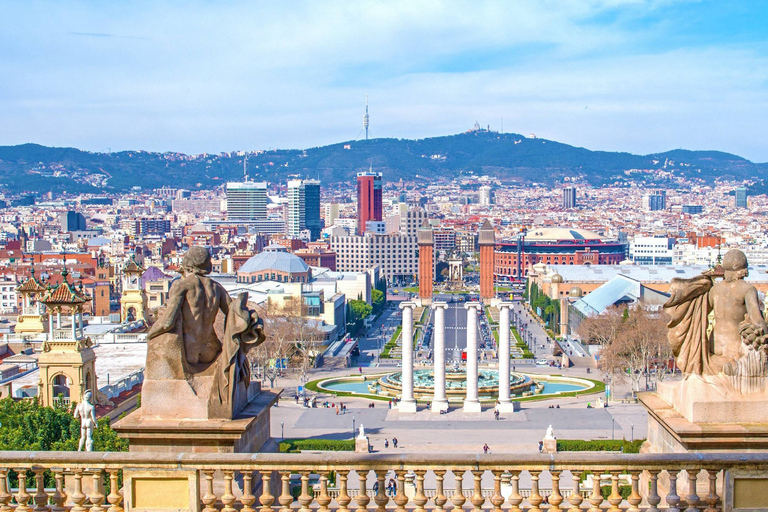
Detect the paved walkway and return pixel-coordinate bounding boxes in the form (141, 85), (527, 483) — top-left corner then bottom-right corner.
(271, 387), (648, 455)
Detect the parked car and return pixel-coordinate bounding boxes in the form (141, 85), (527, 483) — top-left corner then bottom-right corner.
(535, 359), (548, 366)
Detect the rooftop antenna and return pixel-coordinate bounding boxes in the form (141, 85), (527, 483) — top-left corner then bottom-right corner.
(363, 93), (370, 141)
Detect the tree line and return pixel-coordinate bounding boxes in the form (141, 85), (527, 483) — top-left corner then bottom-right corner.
(577, 305), (672, 393)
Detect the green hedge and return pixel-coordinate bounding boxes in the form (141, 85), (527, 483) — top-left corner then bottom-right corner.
(381, 326), (402, 358)
(511, 327), (523, 344)
(279, 439), (355, 453)
(557, 439), (644, 453)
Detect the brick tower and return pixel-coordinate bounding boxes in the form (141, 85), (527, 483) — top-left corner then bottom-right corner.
(479, 219), (495, 301)
(417, 220), (434, 305)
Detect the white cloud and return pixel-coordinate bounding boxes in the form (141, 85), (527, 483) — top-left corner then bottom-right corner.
(0, 1), (766, 160)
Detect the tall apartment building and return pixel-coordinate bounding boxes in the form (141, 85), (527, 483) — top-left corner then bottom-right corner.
(287, 179), (322, 241)
(226, 181), (267, 221)
(356, 171), (382, 235)
(642, 190), (667, 211)
(135, 219), (172, 236)
(61, 211), (86, 232)
(329, 208), (428, 282)
(478, 185), (493, 205)
(735, 187), (748, 208)
(324, 203), (340, 227)
(563, 187), (577, 209)
(682, 205), (703, 214)
(400, 209), (428, 237)
(329, 233), (418, 282)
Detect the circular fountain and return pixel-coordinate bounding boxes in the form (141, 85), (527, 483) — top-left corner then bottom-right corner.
(377, 367), (535, 402)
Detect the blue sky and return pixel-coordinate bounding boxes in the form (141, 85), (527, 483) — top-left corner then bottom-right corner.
(1, 1), (767, 161)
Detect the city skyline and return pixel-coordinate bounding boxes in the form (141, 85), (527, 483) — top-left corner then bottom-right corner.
(1, 1), (768, 161)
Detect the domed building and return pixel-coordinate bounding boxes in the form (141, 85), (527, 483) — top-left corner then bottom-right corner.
(494, 226), (627, 280)
(237, 244), (312, 284)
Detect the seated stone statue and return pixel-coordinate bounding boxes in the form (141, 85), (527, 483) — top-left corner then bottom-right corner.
(143, 247), (265, 420)
(665, 249), (768, 393)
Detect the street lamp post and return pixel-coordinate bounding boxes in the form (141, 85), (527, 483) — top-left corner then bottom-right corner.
(611, 417), (615, 440)
(631, 423), (634, 442)
(352, 415), (356, 439)
(281, 421), (284, 440)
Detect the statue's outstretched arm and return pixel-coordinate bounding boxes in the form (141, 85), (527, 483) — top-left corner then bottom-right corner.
(147, 282), (187, 340)
(217, 282), (231, 316)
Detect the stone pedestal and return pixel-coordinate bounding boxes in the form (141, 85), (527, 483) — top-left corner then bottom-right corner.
(355, 437), (370, 453)
(496, 401), (520, 413)
(542, 438), (557, 454)
(639, 380), (768, 453)
(114, 390), (280, 453)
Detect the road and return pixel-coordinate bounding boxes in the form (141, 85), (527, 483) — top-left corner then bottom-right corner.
(511, 301), (552, 361)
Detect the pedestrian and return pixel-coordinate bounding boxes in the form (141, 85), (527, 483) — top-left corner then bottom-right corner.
(483, 443), (490, 454)
(359, 366), (363, 374)
(373, 481), (379, 494)
(388, 400), (392, 409)
(494, 409), (500, 421)
(335, 407), (339, 415)
(384, 439), (389, 448)
(538, 441), (543, 453)
(393, 437), (398, 448)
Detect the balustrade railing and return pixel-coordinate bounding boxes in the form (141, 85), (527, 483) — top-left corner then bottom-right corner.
(52, 329), (71, 341)
(100, 369), (144, 399)
(0, 451), (757, 511)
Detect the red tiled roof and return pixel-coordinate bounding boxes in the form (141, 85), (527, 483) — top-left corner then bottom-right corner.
(43, 277), (90, 305)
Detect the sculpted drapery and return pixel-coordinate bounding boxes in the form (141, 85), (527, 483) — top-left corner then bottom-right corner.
(664, 273), (716, 376)
(663, 249), (768, 383)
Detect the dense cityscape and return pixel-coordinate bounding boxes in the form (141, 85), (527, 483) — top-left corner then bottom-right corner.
(2, 1), (768, 509)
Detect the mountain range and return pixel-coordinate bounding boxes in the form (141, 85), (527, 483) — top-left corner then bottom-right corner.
(0, 130), (764, 194)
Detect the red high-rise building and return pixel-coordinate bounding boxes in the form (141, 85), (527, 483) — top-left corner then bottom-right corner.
(418, 221), (434, 304)
(479, 219), (495, 301)
(357, 171), (382, 235)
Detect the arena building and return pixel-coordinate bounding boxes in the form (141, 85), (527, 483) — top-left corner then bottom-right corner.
(494, 227), (627, 280)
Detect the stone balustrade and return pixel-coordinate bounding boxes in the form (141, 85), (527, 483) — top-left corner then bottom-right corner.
(0, 451), (759, 511)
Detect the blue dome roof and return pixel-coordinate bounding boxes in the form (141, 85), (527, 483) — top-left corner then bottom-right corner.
(239, 248), (309, 274)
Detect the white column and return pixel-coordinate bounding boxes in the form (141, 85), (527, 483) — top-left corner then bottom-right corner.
(71, 312), (77, 339)
(463, 302), (481, 412)
(56, 310), (62, 329)
(497, 302), (517, 412)
(48, 312), (54, 334)
(78, 310), (84, 337)
(431, 301), (449, 412)
(398, 301), (417, 413)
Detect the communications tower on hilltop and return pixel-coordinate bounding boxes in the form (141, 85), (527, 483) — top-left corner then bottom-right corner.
(363, 94), (370, 140)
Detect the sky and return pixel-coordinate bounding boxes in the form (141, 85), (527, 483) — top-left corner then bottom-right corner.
(1, 1), (767, 161)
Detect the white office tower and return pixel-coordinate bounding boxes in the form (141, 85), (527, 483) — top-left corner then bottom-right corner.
(226, 181), (267, 221)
